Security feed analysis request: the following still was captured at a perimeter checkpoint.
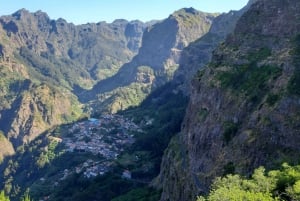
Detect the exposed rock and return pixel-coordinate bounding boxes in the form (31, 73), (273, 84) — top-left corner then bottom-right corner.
(0, 9), (147, 85)
(84, 8), (217, 113)
(158, 0), (300, 200)
(0, 9), (149, 154)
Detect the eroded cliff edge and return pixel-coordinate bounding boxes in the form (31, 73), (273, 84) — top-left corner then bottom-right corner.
(158, 0), (300, 200)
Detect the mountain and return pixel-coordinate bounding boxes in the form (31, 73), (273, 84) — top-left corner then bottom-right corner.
(0, 9), (147, 87)
(0, 8), (220, 200)
(80, 8), (217, 113)
(157, 0), (300, 200)
(0, 7), (217, 153)
(0, 9), (149, 153)
(174, 0), (257, 93)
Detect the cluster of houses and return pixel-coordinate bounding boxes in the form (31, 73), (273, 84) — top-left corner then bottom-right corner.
(75, 159), (112, 178)
(63, 114), (141, 159)
(37, 115), (140, 201)
(60, 114), (142, 178)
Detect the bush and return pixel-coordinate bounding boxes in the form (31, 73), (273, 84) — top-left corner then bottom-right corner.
(198, 163), (300, 201)
(266, 93), (280, 106)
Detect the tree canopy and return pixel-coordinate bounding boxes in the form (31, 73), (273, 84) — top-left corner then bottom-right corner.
(198, 163), (300, 201)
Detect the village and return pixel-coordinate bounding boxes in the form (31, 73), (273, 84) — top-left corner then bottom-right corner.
(61, 114), (143, 179)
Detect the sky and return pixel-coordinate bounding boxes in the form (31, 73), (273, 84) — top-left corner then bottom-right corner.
(0, 0), (249, 25)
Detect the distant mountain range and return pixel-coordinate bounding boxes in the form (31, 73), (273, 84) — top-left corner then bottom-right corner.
(1, 0), (300, 200)
(0, 7), (215, 164)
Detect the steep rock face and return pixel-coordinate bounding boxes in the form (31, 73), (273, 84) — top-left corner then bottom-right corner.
(122, 8), (216, 85)
(0, 132), (14, 163)
(85, 8), (216, 113)
(0, 59), (83, 147)
(0, 9), (146, 86)
(4, 84), (82, 146)
(158, 0), (300, 200)
(175, 0), (258, 94)
(0, 9), (147, 154)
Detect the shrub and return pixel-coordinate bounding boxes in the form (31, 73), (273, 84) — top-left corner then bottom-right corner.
(223, 121), (238, 144)
(266, 93), (280, 106)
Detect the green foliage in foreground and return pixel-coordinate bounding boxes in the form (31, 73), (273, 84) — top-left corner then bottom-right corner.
(111, 187), (161, 201)
(20, 192), (32, 201)
(198, 163), (300, 201)
(0, 190), (32, 201)
(0, 191), (10, 201)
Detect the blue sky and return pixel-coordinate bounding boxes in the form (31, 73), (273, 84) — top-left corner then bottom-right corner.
(0, 0), (249, 24)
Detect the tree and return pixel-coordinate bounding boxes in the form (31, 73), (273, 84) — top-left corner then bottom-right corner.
(197, 163), (300, 201)
(0, 191), (10, 201)
(20, 191), (32, 201)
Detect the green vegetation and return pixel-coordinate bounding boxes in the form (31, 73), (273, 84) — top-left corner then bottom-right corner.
(215, 47), (282, 105)
(198, 108), (209, 122)
(20, 192), (32, 201)
(31, 172), (141, 201)
(223, 162), (235, 176)
(120, 82), (188, 177)
(247, 47), (272, 63)
(173, 8), (214, 31)
(266, 93), (280, 106)
(287, 34), (300, 96)
(0, 131), (5, 141)
(18, 47), (92, 89)
(290, 34), (300, 62)
(222, 121), (238, 144)
(0, 191), (10, 201)
(93, 82), (152, 114)
(0, 64), (25, 111)
(0, 190), (32, 201)
(217, 63), (282, 103)
(288, 73), (300, 96)
(197, 69), (206, 80)
(111, 187), (161, 201)
(36, 139), (59, 169)
(198, 163), (300, 201)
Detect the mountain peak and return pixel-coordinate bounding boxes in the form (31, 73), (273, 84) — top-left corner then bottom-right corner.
(33, 10), (50, 19)
(172, 7), (200, 17)
(12, 8), (30, 19)
(112, 19), (129, 24)
(180, 7), (198, 14)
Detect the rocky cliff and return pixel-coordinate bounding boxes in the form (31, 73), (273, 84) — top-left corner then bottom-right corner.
(0, 9), (147, 86)
(0, 8), (216, 159)
(84, 8), (217, 113)
(158, 0), (300, 200)
(175, 0), (258, 94)
(0, 9), (147, 153)
(0, 55), (83, 147)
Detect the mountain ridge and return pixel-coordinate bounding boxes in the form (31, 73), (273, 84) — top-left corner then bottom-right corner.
(158, 0), (300, 200)
(80, 8), (217, 113)
(0, 8), (149, 153)
(0, 7), (217, 161)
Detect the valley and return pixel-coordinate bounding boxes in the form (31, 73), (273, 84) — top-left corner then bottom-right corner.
(0, 0), (300, 200)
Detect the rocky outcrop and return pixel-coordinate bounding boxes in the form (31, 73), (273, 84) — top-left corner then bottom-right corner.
(158, 0), (300, 200)
(0, 75), (83, 147)
(6, 84), (83, 146)
(85, 8), (216, 113)
(0, 9), (147, 86)
(0, 133), (14, 163)
(175, 0), (259, 94)
(0, 9), (148, 153)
